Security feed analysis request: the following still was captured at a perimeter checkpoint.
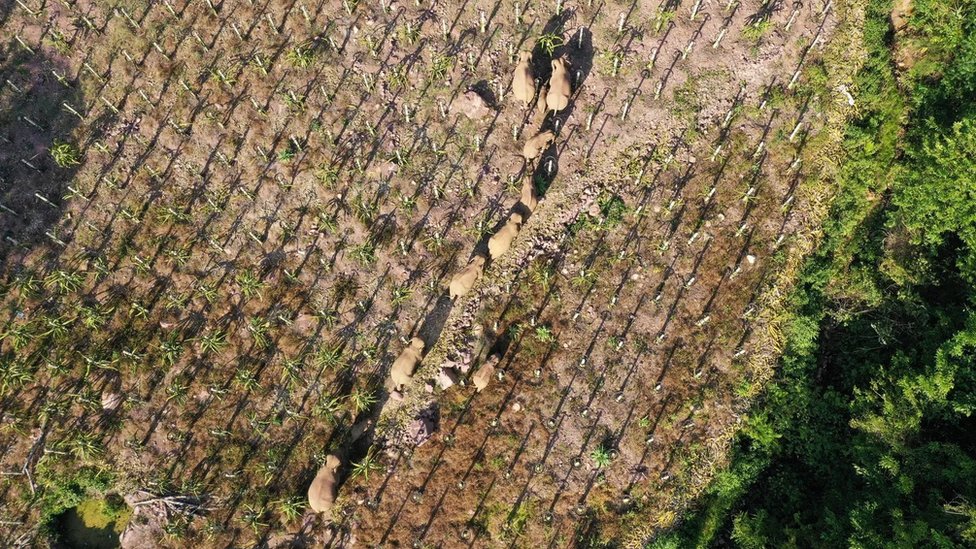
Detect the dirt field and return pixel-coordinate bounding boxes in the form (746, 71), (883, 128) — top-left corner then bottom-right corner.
(0, 0), (853, 547)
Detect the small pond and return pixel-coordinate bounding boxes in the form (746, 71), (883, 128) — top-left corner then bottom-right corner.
(55, 496), (132, 549)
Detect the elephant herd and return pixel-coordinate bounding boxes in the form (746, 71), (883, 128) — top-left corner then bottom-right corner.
(308, 50), (577, 518)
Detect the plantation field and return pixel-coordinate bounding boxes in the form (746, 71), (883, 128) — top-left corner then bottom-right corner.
(0, 0), (856, 547)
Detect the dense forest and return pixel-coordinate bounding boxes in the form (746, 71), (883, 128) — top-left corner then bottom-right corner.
(654, 0), (976, 546)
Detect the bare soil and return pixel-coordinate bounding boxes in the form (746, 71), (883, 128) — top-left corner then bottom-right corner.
(0, 0), (848, 547)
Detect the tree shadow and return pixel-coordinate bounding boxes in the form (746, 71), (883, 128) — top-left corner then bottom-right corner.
(0, 29), (87, 265)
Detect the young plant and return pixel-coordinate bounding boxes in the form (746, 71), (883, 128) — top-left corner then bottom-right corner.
(390, 285), (413, 307)
(742, 20), (773, 44)
(286, 43), (315, 68)
(590, 444), (613, 468)
(537, 32), (564, 56)
(348, 388), (376, 414)
(236, 270), (265, 299)
(51, 141), (81, 167)
(350, 447), (383, 481)
(534, 325), (555, 343)
(275, 497), (305, 523)
(198, 331), (226, 354)
(428, 55), (454, 82)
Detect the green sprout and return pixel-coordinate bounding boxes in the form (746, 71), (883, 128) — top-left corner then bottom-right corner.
(537, 32), (565, 56)
(591, 445), (613, 468)
(50, 141), (81, 167)
(350, 448), (384, 481)
(287, 43), (315, 68)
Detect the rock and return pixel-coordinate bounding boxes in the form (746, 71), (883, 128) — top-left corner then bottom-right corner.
(101, 391), (123, 411)
(389, 390), (403, 401)
(455, 90), (492, 120)
(443, 359), (465, 374)
(512, 402), (522, 412)
(367, 160), (397, 179)
(424, 383), (434, 394)
(746, 254), (756, 265)
(437, 368), (460, 390)
(120, 493), (169, 549)
(292, 313), (318, 333)
(407, 406), (439, 446)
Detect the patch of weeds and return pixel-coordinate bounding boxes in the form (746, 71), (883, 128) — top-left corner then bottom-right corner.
(35, 465), (120, 540)
(504, 499), (534, 540)
(742, 20), (773, 44)
(537, 32), (565, 57)
(51, 141), (81, 167)
(428, 55), (453, 82)
(598, 193), (628, 228)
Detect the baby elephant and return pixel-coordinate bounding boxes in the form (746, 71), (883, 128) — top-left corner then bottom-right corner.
(546, 57), (572, 113)
(522, 130), (555, 160)
(390, 337), (425, 389)
(472, 358), (497, 392)
(488, 213), (523, 260)
(449, 255), (486, 299)
(308, 453), (342, 515)
(512, 51), (535, 105)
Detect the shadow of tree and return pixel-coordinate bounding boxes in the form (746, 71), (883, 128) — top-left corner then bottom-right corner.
(0, 17), (87, 265)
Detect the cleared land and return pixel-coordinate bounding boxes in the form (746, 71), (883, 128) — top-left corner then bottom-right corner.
(0, 0), (854, 547)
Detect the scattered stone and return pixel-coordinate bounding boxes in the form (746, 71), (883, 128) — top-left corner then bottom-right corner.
(101, 391), (123, 411)
(437, 367), (460, 390)
(444, 359), (468, 375)
(267, 531), (315, 549)
(746, 254), (756, 265)
(512, 402), (522, 413)
(455, 90), (492, 120)
(120, 493), (169, 549)
(407, 405), (439, 446)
